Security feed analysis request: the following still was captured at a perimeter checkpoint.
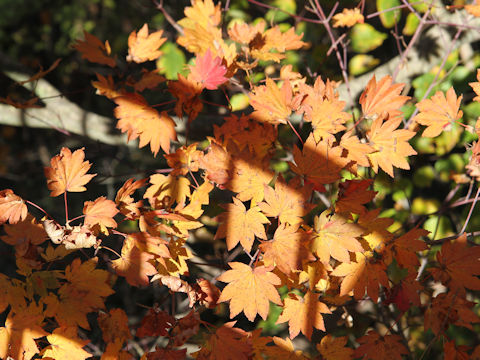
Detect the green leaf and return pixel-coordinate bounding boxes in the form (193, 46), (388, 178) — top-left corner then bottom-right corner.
(377, 0), (401, 28)
(349, 54), (380, 75)
(265, 0), (296, 23)
(403, 12), (419, 35)
(156, 42), (187, 80)
(230, 93), (250, 112)
(350, 23), (387, 53)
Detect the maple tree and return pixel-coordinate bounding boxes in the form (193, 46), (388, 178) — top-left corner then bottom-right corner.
(2, 0), (480, 359)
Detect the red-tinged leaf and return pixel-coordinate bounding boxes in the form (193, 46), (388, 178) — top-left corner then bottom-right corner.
(73, 31), (116, 67)
(354, 331), (408, 360)
(276, 291), (331, 340)
(412, 87), (463, 137)
(217, 262), (281, 321)
(385, 228), (428, 270)
(44, 147), (96, 197)
(428, 234), (480, 292)
(98, 308), (131, 345)
(0, 189), (28, 224)
(136, 306), (175, 337)
(83, 196), (119, 230)
(335, 179), (376, 215)
(359, 75), (409, 120)
(188, 49), (227, 90)
(127, 23), (166, 63)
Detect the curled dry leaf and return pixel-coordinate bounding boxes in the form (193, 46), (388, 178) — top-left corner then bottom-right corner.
(73, 31), (116, 67)
(44, 147), (96, 197)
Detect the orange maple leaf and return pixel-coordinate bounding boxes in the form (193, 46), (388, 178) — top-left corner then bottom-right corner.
(354, 331), (408, 360)
(113, 93), (177, 155)
(0, 189), (28, 224)
(428, 234), (480, 292)
(317, 335), (354, 360)
(385, 228), (428, 270)
(333, 8), (364, 27)
(412, 87), (463, 137)
(335, 179), (376, 215)
(115, 178), (147, 220)
(217, 262), (282, 321)
(249, 78), (294, 125)
(260, 224), (314, 275)
(311, 211), (364, 264)
(42, 326), (91, 360)
(1, 214), (47, 256)
(83, 196), (119, 230)
(290, 135), (349, 191)
(465, 0), (480, 16)
(276, 290), (331, 340)
(331, 252), (389, 302)
(192, 321), (252, 360)
(228, 20), (266, 44)
(73, 31), (116, 67)
(91, 73), (123, 99)
(126, 23), (166, 63)
(469, 68), (480, 102)
(366, 115), (417, 177)
(44, 147), (96, 197)
(136, 307), (175, 337)
(258, 176), (314, 225)
(112, 234), (159, 287)
(359, 75), (410, 120)
(98, 308), (131, 345)
(215, 197), (269, 252)
(0, 305), (47, 360)
(165, 143), (203, 176)
(339, 131), (374, 168)
(144, 174), (191, 209)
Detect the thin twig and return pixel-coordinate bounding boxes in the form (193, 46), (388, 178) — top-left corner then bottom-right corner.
(459, 185), (480, 234)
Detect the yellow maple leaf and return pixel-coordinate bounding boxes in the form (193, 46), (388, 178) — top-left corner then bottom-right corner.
(333, 8), (364, 28)
(126, 23), (166, 63)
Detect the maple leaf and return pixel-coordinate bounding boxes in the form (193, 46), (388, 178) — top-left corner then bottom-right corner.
(83, 196), (119, 230)
(276, 291), (331, 340)
(262, 26), (307, 53)
(73, 31), (116, 67)
(45, 147), (96, 197)
(265, 336), (310, 359)
(126, 23), (165, 63)
(0, 305), (47, 360)
(469, 69), (480, 102)
(335, 179), (376, 215)
(339, 131), (374, 168)
(331, 252), (389, 302)
(428, 234), (480, 292)
(144, 174), (191, 209)
(115, 178), (147, 219)
(132, 69), (165, 92)
(228, 153), (275, 204)
(0, 189), (27, 224)
(249, 78), (294, 125)
(111, 234), (159, 287)
(443, 340), (471, 360)
(412, 87), (463, 137)
(114, 93), (177, 155)
(199, 139), (231, 187)
(298, 261), (331, 292)
(311, 211), (364, 264)
(98, 308), (131, 345)
(217, 262), (282, 321)
(366, 115), (417, 177)
(193, 321), (252, 360)
(188, 49), (228, 90)
(385, 272), (423, 313)
(1, 214), (47, 256)
(168, 73), (204, 122)
(260, 224), (314, 275)
(290, 135), (349, 191)
(465, 0), (480, 16)
(169, 310), (201, 347)
(165, 143), (203, 176)
(215, 197), (269, 252)
(228, 20), (266, 44)
(92, 73), (123, 99)
(136, 306), (175, 337)
(258, 176), (314, 225)
(424, 292), (480, 335)
(317, 335), (354, 360)
(42, 326), (91, 360)
(354, 331), (408, 360)
(359, 75), (410, 120)
(385, 228), (428, 270)
(333, 8), (364, 27)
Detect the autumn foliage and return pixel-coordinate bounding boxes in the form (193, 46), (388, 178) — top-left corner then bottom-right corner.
(2, 0), (480, 359)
